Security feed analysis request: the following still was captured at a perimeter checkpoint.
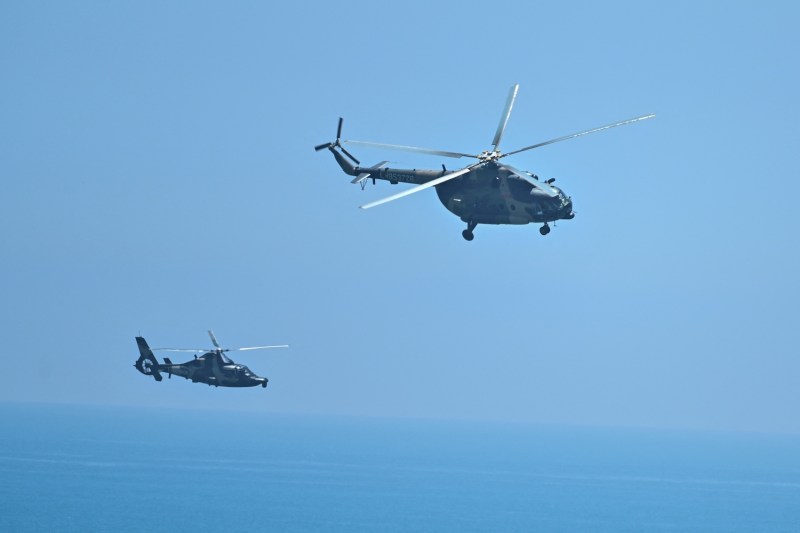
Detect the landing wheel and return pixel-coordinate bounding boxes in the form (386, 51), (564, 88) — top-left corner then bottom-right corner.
(539, 224), (550, 236)
(463, 220), (478, 241)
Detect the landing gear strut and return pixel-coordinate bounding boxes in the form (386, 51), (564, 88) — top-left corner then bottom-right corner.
(462, 220), (478, 241)
(539, 223), (551, 236)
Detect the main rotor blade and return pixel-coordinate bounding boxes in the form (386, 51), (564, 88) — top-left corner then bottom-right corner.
(345, 140), (477, 160)
(336, 117), (343, 140)
(208, 330), (221, 349)
(502, 114), (656, 158)
(503, 164), (559, 197)
(359, 164), (478, 210)
(153, 348), (208, 352)
(492, 83), (519, 150)
(235, 345), (290, 351)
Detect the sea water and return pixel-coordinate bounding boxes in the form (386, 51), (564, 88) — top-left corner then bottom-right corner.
(0, 403), (798, 532)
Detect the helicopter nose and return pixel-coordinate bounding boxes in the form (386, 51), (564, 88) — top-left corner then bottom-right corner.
(563, 198), (575, 218)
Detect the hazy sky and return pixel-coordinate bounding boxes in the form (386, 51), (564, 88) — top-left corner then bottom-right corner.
(1, 1), (798, 433)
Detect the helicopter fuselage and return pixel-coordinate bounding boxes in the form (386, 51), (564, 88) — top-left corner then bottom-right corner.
(436, 163), (573, 225)
(335, 153), (574, 226)
(134, 334), (282, 389)
(158, 352), (268, 388)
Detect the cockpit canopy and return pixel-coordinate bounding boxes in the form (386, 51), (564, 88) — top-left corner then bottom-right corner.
(233, 364), (253, 376)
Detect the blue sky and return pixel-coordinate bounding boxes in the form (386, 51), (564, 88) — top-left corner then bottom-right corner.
(1, 1), (798, 433)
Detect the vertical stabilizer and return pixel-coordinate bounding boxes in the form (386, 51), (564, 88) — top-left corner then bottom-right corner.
(134, 336), (163, 381)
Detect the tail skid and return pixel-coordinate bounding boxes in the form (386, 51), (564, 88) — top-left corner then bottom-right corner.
(134, 336), (163, 381)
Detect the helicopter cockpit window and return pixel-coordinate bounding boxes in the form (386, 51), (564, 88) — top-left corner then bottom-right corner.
(507, 178), (535, 202)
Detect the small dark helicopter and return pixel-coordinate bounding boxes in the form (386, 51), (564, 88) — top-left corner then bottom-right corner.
(316, 84), (653, 240)
(134, 330), (288, 388)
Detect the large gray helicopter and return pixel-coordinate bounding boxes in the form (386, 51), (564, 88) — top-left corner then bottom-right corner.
(316, 84), (653, 240)
(134, 330), (288, 388)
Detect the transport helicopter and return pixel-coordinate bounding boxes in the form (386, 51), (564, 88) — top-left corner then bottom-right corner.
(133, 330), (288, 388)
(315, 84), (654, 240)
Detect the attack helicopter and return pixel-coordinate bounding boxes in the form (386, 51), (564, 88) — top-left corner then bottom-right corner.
(315, 84), (654, 240)
(133, 330), (288, 388)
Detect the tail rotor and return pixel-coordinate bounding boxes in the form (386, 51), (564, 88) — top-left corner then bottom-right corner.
(315, 117), (360, 164)
(134, 336), (163, 382)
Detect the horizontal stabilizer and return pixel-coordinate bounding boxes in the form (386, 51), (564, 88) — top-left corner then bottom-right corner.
(351, 161), (389, 185)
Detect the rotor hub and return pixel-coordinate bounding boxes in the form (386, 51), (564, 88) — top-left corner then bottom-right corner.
(478, 150), (502, 162)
